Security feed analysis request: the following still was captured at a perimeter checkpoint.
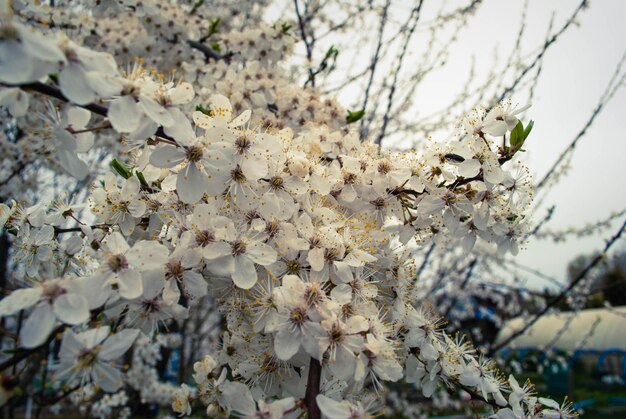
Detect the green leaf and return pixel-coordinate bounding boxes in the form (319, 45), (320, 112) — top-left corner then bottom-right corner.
(325, 46), (339, 62)
(136, 171), (149, 188)
(523, 120), (534, 140)
(281, 22), (292, 34)
(510, 121), (524, 148)
(210, 42), (221, 52)
(319, 46), (339, 72)
(111, 158), (131, 179)
(208, 18), (221, 36)
(346, 109), (365, 124)
(190, 0), (204, 15)
(195, 104), (211, 115)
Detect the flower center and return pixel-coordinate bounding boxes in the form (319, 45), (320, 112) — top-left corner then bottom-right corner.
(286, 259), (301, 274)
(77, 348), (99, 369)
(289, 306), (307, 326)
(195, 230), (215, 247)
(42, 282), (66, 300)
(265, 220), (280, 237)
(269, 176), (284, 190)
(141, 298), (161, 313)
(378, 161), (392, 174)
(107, 254), (129, 272)
(234, 134), (251, 154)
(165, 261), (185, 281)
(231, 240), (247, 256)
(230, 166), (246, 183)
(343, 173), (358, 185)
(185, 145), (203, 162)
(330, 325), (344, 343)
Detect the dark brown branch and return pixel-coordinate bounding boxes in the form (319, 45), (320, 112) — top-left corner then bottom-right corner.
(187, 40), (232, 62)
(0, 325), (64, 372)
(305, 357), (322, 419)
(10, 82), (177, 143)
(293, 0), (316, 87)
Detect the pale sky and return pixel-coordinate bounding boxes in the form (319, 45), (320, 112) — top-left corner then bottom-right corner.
(269, 0), (626, 289)
(472, 0), (626, 286)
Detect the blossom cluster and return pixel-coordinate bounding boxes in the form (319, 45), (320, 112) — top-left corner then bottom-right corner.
(0, 2), (573, 419)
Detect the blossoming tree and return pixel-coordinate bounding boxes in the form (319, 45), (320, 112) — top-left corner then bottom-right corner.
(0, 0), (604, 417)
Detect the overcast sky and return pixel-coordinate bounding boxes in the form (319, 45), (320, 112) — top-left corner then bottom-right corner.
(465, 0), (626, 286)
(271, 0), (626, 288)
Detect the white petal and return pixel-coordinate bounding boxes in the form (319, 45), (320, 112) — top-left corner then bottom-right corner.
(221, 381), (256, 416)
(0, 88), (28, 117)
(168, 82), (194, 105)
(59, 63), (96, 105)
(116, 269), (143, 299)
(274, 330), (300, 361)
(163, 107), (196, 147)
(182, 270), (207, 298)
(483, 120), (508, 136)
(126, 241), (169, 270)
(121, 176), (140, 201)
(92, 362), (123, 392)
(59, 329), (84, 360)
(0, 42), (34, 84)
(128, 117), (158, 142)
(103, 232), (129, 254)
(0, 288), (42, 317)
(99, 329), (140, 360)
(201, 241), (232, 260)
(177, 163), (208, 204)
(108, 96), (141, 133)
(246, 242), (277, 266)
(231, 256), (257, 289)
(307, 247), (325, 272)
(163, 278), (181, 304)
(85, 71), (121, 98)
(53, 293), (89, 325)
(56, 149), (89, 180)
(229, 110), (251, 128)
(149, 145), (186, 168)
(20, 303), (55, 348)
(458, 159), (481, 178)
(316, 395), (351, 419)
(139, 96), (174, 127)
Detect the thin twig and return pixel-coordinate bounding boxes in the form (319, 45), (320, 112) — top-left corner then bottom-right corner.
(375, 0), (424, 145)
(488, 217), (626, 355)
(359, 0), (391, 140)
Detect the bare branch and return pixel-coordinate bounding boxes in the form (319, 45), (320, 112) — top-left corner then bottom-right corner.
(488, 217), (626, 355)
(536, 50), (626, 190)
(359, 0), (392, 139)
(375, 0), (424, 145)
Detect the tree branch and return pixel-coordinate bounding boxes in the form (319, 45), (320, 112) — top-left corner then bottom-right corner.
(9, 82), (177, 143)
(187, 40), (232, 61)
(305, 357), (322, 419)
(488, 217), (626, 355)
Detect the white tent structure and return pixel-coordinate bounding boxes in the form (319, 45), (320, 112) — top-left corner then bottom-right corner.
(495, 307), (626, 352)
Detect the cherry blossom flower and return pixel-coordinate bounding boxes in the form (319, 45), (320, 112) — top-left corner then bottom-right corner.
(55, 326), (140, 392)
